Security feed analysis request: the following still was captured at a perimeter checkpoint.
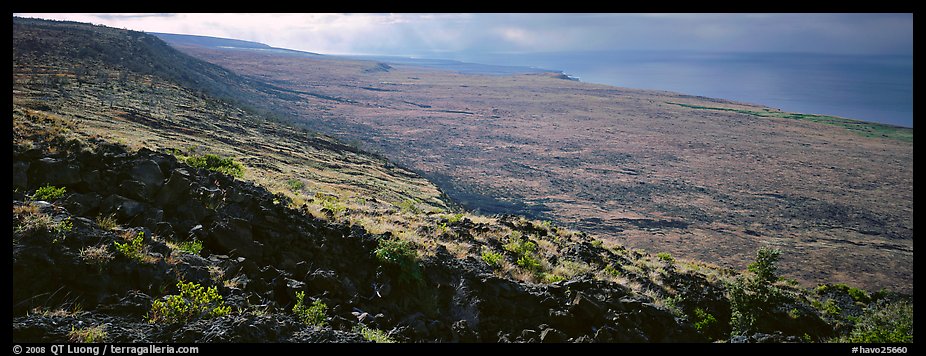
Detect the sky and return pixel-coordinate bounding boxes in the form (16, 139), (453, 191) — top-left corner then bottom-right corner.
(13, 13), (913, 57)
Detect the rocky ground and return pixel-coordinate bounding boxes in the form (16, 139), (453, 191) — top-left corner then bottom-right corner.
(13, 128), (848, 343)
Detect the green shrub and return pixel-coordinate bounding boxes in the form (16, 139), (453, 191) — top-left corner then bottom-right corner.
(516, 255), (542, 272)
(183, 153), (244, 178)
(848, 287), (872, 304)
(396, 199), (420, 214)
(285, 179), (305, 192)
(31, 184), (66, 201)
(604, 264), (622, 277)
(481, 248), (503, 269)
(149, 281), (230, 324)
(314, 193), (346, 216)
(821, 299), (842, 318)
(374, 238), (422, 284)
(505, 237), (542, 273)
(178, 239), (203, 255)
(693, 307), (718, 332)
(541, 272), (565, 283)
(728, 247), (783, 335)
(52, 217), (73, 243)
(114, 231), (145, 260)
(656, 252), (675, 264)
(355, 324), (395, 343)
(293, 291), (327, 327)
(443, 213), (465, 224)
(747, 247), (781, 284)
(831, 299), (913, 343)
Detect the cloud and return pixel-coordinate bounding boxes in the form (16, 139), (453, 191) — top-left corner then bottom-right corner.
(12, 13), (912, 56)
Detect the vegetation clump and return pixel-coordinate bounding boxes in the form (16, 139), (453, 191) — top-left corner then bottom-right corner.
(114, 231), (146, 261)
(68, 325), (108, 343)
(504, 234), (542, 273)
(480, 248), (504, 269)
(149, 281), (230, 324)
(728, 247), (782, 335)
(293, 291), (328, 327)
(374, 237), (423, 285)
(355, 324), (396, 343)
(182, 153), (244, 178)
(31, 184), (67, 201)
(834, 299), (913, 343)
(177, 239), (203, 255)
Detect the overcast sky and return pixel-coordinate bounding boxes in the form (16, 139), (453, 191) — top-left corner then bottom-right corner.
(14, 13), (913, 57)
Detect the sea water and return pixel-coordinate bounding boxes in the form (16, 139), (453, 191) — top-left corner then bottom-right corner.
(431, 50), (914, 128)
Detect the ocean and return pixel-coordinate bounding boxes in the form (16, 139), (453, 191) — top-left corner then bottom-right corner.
(417, 51), (914, 128)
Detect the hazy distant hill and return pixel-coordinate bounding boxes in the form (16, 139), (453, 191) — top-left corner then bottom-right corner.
(152, 32), (276, 50)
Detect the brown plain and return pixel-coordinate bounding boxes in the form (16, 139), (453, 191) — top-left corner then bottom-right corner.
(175, 46), (913, 294)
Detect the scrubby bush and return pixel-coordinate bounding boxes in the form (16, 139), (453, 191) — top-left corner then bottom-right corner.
(657, 252), (675, 264)
(148, 281), (230, 324)
(693, 307), (718, 332)
(178, 239), (203, 255)
(79, 245), (114, 267)
(374, 237), (422, 284)
(114, 231), (145, 261)
(396, 199), (420, 214)
(293, 291), (327, 327)
(836, 299), (913, 343)
(183, 153), (244, 178)
(480, 248), (503, 269)
(285, 178), (305, 192)
(31, 184), (66, 201)
(95, 213), (119, 231)
(504, 236), (542, 273)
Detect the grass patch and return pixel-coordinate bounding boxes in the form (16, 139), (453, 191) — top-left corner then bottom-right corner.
(442, 213), (465, 224)
(355, 324), (396, 343)
(95, 213), (119, 231)
(396, 199), (421, 214)
(181, 153), (245, 178)
(285, 178), (305, 192)
(656, 252), (675, 264)
(68, 324), (108, 343)
(79, 245), (114, 268)
(667, 102), (912, 142)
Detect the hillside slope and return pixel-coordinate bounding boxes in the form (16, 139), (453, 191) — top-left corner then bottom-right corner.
(11, 18), (913, 344)
(161, 32), (913, 295)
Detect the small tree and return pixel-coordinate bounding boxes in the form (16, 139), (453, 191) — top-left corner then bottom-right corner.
(729, 247), (782, 335)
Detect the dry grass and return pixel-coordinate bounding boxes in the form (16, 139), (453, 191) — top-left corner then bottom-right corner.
(79, 245), (114, 266)
(68, 324), (108, 343)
